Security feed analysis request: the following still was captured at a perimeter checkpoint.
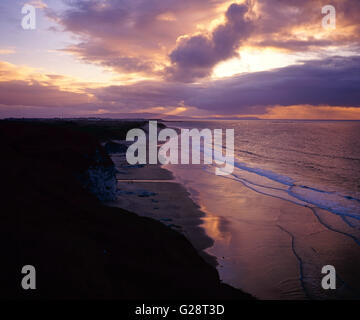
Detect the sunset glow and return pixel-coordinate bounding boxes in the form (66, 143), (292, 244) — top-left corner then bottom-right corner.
(0, 0), (359, 119)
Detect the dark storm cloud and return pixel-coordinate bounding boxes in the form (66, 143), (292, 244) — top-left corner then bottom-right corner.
(90, 80), (192, 108)
(90, 55), (360, 114)
(190, 55), (360, 114)
(166, 2), (254, 82)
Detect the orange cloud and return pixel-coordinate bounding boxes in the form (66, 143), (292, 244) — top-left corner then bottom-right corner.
(0, 61), (103, 94)
(0, 48), (16, 55)
(0, 61), (95, 108)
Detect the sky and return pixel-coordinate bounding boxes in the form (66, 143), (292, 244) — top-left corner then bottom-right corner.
(0, 0), (359, 119)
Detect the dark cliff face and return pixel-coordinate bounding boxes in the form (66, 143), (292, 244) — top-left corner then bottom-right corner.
(0, 120), (254, 300)
(0, 121), (117, 202)
(79, 164), (117, 202)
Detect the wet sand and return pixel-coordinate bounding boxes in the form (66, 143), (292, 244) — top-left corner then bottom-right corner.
(108, 146), (360, 300)
(164, 163), (360, 300)
(109, 153), (217, 266)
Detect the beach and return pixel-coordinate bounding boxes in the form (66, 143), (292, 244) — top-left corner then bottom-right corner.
(166, 162), (360, 300)
(109, 119), (360, 300)
(109, 150), (217, 266)
(110, 152), (360, 300)
(165, 120), (360, 300)
(109, 156), (316, 300)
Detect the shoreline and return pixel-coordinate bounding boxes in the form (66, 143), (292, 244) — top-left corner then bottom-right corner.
(163, 161), (360, 300)
(104, 120), (360, 300)
(106, 123), (310, 299)
(109, 153), (219, 267)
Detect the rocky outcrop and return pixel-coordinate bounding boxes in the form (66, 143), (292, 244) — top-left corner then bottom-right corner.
(81, 164), (117, 202)
(78, 146), (119, 202)
(104, 141), (128, 154)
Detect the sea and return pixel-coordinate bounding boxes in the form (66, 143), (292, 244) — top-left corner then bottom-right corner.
(165, 120), (360, 300)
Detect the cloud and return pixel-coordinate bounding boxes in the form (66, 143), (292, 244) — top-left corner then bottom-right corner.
(48, 0), (229, 76)
(0, 80), (92, 107)
(0, 61), (94, 108)
(166, 2), (254, 82)
(249, 0), (360, 51)
(166, 0), (360, 82)
(0, 48), (16, 55)
(1, 55), (359, 118)
(48, 0), (360, 82)
(89, 55), (360, 114)
(186, 55), (360, 114)
(63, 42), (158, 75)
(29, 0), (47, 9)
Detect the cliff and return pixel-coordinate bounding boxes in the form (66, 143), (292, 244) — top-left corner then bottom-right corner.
(0, 120), (254, 300)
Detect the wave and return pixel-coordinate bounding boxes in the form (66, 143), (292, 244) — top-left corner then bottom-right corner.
(214, 157), (360, 220)
(233, 161), (295, 186)
(289, 185), (360, 220)
(170, 125), (360, 220)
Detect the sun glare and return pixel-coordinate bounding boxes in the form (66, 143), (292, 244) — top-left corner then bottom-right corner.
(212, 47), (301, 78)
